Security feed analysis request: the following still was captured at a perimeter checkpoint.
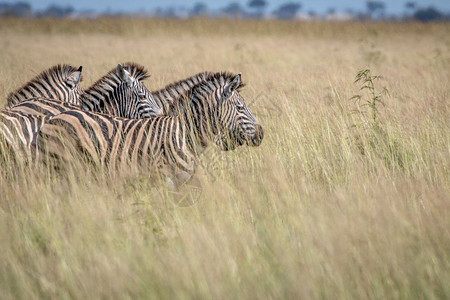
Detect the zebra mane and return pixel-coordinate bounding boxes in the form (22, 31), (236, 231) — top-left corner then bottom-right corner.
(203, 71), (246, 91)
(121, 62), (150, 82)
(172, 71), (246, 108)
(82, 62), (149, 98)
(153, 72), (209, 95)
(7, 64), (81, 104)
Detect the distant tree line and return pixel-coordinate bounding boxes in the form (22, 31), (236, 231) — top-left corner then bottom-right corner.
(0, 1), (448, 22)
(0, 2), (73, 17)
(364, 1), (448, 22)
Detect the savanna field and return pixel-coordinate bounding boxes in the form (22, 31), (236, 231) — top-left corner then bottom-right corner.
(0, 18), (449, 298)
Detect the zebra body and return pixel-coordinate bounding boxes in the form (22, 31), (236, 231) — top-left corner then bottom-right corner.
(80, 63), (162, 119)
(7, 64), (83, 107)
(35, 72), (263, 182)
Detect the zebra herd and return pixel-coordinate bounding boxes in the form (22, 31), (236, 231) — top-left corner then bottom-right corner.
(0, 63), (264, 187)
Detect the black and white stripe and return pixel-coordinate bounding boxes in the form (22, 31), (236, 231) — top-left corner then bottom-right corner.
(0, 110), (45, 160)
(80, 63), (162, 119)
(8, 97), (78, 118)
(7, 64), (83, 107)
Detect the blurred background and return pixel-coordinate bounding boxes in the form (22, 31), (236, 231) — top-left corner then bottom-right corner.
(0, 0), (449, 21)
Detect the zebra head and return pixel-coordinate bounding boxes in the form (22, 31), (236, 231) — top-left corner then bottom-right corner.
(115, 63), (163, 118)
(81, 63), (163, 118)
(214, 73), (264, 151)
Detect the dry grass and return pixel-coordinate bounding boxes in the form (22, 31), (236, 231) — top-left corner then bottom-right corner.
(0, 18), (449, 299)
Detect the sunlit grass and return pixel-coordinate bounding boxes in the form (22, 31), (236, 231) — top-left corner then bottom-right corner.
(0, 18), (449, 298)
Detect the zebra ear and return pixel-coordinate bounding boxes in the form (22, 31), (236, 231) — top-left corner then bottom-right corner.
(223, 73), (242, 100)
(117, 64), (133, 85)
(65, 66), (82, 88)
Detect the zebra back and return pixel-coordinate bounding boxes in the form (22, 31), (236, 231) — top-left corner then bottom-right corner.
(7, 64), (83, 107)
(8, 97), (79, 118)
(80, 63), (162, 119)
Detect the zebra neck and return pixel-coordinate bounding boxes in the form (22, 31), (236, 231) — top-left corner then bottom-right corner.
(179, 101), (213, 151)
(80, 89), (120, 116)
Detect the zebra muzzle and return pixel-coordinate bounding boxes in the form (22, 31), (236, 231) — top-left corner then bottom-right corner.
(249, 124), (264, 147)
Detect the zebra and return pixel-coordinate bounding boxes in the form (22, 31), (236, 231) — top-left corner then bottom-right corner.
(6, 64), (83, 107)
(80, 63), (163, 118)
(35, 72), (264, 185)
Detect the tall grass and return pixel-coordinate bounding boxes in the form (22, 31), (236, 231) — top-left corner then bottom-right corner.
(0, 18), (449, 298)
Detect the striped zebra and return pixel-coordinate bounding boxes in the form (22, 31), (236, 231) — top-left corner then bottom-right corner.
(80, 63), (162, 118)
(6, 64), (83, 107)
(35, 72), (263, 184)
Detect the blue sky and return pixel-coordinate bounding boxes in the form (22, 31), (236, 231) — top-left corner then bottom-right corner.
(4, 0), (450, 14)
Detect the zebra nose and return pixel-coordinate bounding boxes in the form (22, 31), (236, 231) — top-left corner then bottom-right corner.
(252, 124), (264, 146)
